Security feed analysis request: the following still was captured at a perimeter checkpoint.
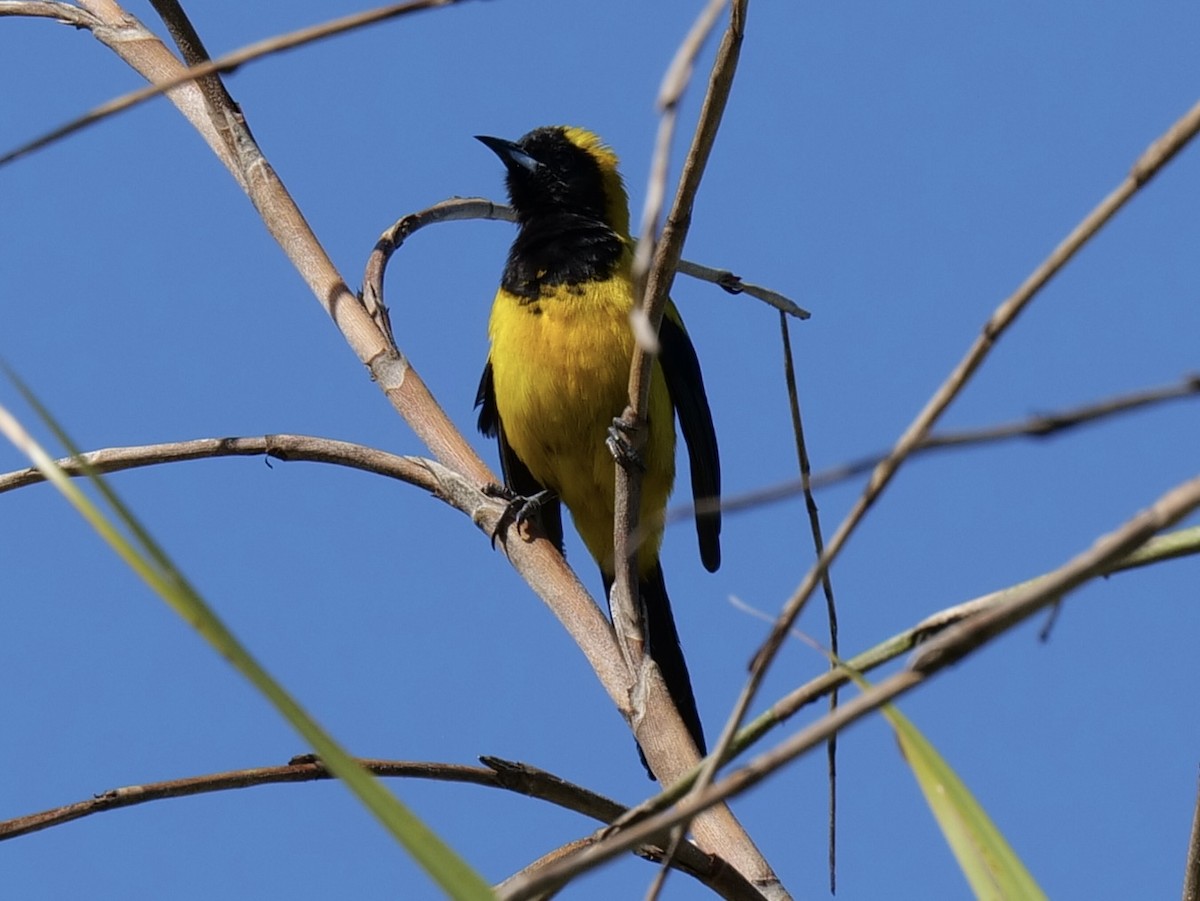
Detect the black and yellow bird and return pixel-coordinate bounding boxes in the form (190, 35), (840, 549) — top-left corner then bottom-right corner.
(474, 126), (721, 766)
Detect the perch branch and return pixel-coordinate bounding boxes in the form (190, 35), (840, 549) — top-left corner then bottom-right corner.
(0, 435), (440, 495)
(0, 755), (765, 901)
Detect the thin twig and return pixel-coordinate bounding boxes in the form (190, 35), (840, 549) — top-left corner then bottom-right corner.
(1, 0), (467, 166)
(630, 0), (730, 298)
(675, 259), (809, 318)
(777, 311), (839, 894)
(0, 1), (99, 27)
(498, 829), (764, 901)
(663, 373), (1200, 526)
(0, 435), (441, 495)
(921, 374), (1200, 448)
(1, 757), (506, 840)
(0, 755), (763, 900)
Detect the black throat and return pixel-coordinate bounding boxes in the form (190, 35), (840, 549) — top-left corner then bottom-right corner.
(500, 212), (624, 300)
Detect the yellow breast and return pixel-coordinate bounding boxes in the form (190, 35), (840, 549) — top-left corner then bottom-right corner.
(487, 276), (675, 573)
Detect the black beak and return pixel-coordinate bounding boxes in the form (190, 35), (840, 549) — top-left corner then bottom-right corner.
(475, 135), (540, 174)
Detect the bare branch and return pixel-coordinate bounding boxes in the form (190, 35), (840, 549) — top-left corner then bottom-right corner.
(360, 197), (807, 345)
(1, 0), (468, 166)
(777, 311), (840, 893)
(603, 5), (786, 894)
(662, 372), (1200, 526)
(0, 755), (765, 901)
(674, 259), (809, 319)
(0, 757), (501, 841)
(0, 435), (440, 495)
(921, 374), (1200, 449)
(630, 0), (730, 298)
(0, 1), (99, 27)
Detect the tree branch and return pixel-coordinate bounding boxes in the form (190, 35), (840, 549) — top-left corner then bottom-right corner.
(0, 1), (99, 28)
(778, 311), (840, 893)
(0, 755), (765, 901)
(0, 435), (440, 495)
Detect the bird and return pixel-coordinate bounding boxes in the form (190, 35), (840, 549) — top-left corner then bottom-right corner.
(474, 125), (721, 774)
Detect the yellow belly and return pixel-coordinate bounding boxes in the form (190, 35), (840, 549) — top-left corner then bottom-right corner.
(487, 277), (675, 574)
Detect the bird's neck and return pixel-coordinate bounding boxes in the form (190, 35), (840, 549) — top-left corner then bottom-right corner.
(501, 213), (627, 300)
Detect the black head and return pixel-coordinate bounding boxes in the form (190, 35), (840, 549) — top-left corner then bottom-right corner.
(475, 126), (630, 236)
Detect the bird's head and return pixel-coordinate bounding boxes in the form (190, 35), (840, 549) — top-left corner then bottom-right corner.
(476, 126), (631, 237)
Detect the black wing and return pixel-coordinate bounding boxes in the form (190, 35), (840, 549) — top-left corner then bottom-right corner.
(658, 315), (721, 572)
(475, 361), (564, 555)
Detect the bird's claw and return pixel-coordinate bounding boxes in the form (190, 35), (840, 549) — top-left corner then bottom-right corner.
(484, 484), (556, 548)
(606, 417), (646, 471)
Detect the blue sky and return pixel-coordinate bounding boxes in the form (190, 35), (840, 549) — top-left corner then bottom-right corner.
(3, 2), (1199, 898)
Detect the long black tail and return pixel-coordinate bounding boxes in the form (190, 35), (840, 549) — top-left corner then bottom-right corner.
(604, 563), (706, 777)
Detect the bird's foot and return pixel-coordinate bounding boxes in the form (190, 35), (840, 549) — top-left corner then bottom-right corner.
(484, 484), (556, 548)
(606, 417), (646, 472)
